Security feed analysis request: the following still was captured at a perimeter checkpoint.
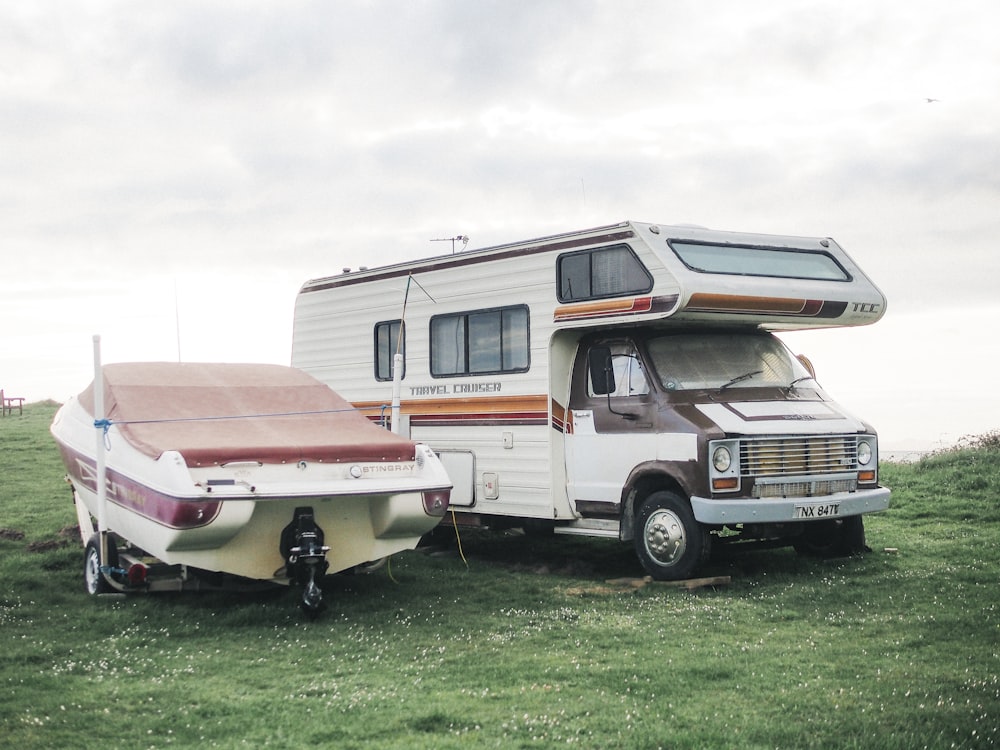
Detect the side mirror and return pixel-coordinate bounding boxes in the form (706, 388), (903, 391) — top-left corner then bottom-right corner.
(588, 346), (614, 395)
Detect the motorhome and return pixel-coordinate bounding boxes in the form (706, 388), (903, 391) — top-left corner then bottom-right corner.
(291, 221), (890, 580)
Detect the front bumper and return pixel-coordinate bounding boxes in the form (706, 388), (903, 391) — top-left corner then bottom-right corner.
(690, 486), (891, 525)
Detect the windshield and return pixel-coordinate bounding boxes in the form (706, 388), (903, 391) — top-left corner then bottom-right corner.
(646, 332), (812, 391)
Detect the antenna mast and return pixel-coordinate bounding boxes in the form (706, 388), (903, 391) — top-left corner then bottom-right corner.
(430, 235), (469, 253)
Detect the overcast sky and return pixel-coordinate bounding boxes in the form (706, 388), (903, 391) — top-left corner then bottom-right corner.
(3, 1), (998, 450)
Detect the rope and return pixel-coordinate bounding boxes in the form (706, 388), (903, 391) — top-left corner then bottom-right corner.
(94, 419), (113, 450)
(92, 404), (377, 429)
(93, 405), (390, 452)
(451, 509), (469, 569)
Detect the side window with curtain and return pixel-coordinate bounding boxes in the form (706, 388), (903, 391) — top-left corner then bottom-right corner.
(430, 305), (529, 377)
(374, 320), (405, 381)
(557, 244), (653, 302)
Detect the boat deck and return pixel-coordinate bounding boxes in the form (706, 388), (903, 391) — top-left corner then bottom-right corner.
(77, 362), (415, 466)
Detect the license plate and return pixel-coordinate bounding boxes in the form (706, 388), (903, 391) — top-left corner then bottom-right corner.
(793, 502), (840, 519)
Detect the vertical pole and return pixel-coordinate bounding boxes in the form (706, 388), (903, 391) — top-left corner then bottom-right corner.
(92, 335), (109, 564)
(390, 282), (411, 436)
(390, 352), (403, 434)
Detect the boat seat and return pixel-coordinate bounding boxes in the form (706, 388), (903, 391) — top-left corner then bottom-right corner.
(2, 389), (25, 416)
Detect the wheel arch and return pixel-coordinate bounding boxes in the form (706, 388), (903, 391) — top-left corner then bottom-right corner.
(620, 465), (691, 542)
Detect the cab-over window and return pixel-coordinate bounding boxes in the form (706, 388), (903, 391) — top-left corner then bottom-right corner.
(557, 245), (653, 302)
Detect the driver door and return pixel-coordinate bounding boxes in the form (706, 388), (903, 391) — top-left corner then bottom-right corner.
(565, 340), (657, 513)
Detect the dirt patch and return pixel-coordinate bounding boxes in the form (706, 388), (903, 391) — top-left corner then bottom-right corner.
(58, 525), (82, 543)
(26, 539), (70, 553)
(0, 528), (25, 541)
(565, 583), (637, 596)
(422, 541), (605, 578)
(565, 575), (733, 596)
(493, 559), (602, 578)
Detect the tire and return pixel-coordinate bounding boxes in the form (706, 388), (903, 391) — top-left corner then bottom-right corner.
(793, 516), (867, 557)
(83, 534), (118, 595)
(634, 491), (710, 580)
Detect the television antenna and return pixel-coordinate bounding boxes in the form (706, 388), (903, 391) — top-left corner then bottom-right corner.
(431, 235), (469, 253)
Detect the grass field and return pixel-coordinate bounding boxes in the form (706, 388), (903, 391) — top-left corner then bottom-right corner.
(1, 403), (998, 749)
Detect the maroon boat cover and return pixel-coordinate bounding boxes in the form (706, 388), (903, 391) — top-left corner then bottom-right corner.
(78, 363), (415, 466)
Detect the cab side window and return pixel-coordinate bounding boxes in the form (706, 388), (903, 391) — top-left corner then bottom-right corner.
(587, 343), (650, 397)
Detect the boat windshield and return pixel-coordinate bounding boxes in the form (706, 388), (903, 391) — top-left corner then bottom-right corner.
(646, 332), (812, 391)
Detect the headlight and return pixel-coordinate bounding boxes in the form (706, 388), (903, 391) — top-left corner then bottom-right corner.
(713, 446), (732, 472)
(857, 440), (873, 466)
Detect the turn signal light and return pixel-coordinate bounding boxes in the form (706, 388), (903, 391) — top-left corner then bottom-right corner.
(858, 470), (877, 483)
(712, 477), (739, 491)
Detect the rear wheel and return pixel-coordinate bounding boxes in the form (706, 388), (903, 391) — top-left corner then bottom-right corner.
(634, 491), (710, 580)
(83, 534), (118, 595)
(793, 516), (867, 557)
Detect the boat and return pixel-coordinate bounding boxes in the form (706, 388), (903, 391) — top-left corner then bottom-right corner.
(50, 360), (452, 614)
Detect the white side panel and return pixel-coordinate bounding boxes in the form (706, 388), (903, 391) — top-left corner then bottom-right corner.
(565, 429), (658, 504)
(435, 450), (475, 507)
(657, 432), (698, 461)
(412, 423), (553, 518)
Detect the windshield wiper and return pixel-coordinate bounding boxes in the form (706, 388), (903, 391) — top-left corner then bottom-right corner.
(719, 369), (763, 391)
(787, 375), (815, 390)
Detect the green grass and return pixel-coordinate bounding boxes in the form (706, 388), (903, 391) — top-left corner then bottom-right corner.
(2, 404), (998, 749)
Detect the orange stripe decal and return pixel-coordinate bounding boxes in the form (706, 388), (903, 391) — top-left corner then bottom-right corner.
(554, 296), (652, 322)
(354, 394), (549, 417)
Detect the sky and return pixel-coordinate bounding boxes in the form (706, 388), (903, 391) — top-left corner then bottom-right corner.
(2, 1), (998, 451)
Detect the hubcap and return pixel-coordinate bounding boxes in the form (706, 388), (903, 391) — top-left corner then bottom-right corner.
(644, 508), (686, 566)
(85, 548), (101, 595)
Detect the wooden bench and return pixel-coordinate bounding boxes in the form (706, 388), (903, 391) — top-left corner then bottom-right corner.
(2, 389), (25, 416)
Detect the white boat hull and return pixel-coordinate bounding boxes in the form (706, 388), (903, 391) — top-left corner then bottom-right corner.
(51, 363), (452, 585)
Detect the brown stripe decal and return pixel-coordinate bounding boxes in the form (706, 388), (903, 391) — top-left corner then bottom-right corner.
(56, 444), (221, 529)
(411, 414), (547, 427)
(304, 230), (636, 292)
(685, 293), (847, 318)
(550, 397), (568, 433)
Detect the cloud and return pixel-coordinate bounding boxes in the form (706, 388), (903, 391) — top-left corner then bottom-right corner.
(2, 0), (998, 445)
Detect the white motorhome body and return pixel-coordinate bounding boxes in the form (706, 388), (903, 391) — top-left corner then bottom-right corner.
(292, 221), (891, 579)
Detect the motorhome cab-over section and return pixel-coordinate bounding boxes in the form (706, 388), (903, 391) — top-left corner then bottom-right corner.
(291, 221), (891, 580)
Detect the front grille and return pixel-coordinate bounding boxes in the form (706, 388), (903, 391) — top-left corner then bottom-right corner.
(741, 435), (858, 477)
(753, 476), (858, 499)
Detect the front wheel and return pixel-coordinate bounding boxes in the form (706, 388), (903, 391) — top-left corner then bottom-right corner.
(634, 491), (710, 580)
(83, 534), (118, 595)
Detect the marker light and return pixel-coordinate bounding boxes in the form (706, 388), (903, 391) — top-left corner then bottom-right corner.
(422, 490), (451, 517)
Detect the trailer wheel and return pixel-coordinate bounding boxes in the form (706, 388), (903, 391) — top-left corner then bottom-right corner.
(84, 534), (118, 595)
(793, 516), (867, 558)
(634, 491), (709, 580)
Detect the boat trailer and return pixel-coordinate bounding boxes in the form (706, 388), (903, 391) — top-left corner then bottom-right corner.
(78, 491), (338, 616)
